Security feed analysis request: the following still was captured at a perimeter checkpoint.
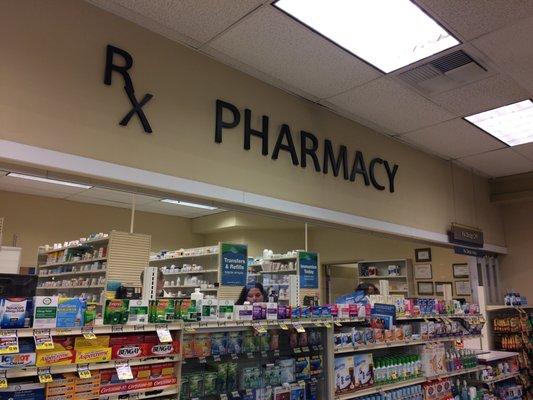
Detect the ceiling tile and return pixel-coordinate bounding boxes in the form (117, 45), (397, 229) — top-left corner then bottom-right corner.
(458, 147), (533, 177)
(66, 195), (137, 210)
(399, 119), (506, 159)
(86, 0), (264, 47)
(0, 175), (89, 196)
(472, 16), (533, 94)
(513, 142), (533, 162)
(323, 77), (454, 134)
(207, 6), (382, 99)
(0, 182), (69, 199)
(430, 74), (529, 116)
(417, 0), (533, 40)
(69, 187), (159, 206)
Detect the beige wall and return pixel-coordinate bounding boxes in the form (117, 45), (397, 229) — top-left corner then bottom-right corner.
(499, 201), (533, 300)
(0, 190), (204, 267)
(0, 0), (505, 247)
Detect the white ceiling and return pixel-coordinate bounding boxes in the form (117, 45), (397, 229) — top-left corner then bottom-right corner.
(85, 0), (533, 178)
(0, 171), (222, 218)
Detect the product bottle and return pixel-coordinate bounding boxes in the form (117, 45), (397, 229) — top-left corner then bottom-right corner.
(461, 380), (468, 400)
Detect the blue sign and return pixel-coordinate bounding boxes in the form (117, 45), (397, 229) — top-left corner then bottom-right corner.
(454, 246), (485, 257)
(220, 243), (248, 286)
(298, 252), (319, 289)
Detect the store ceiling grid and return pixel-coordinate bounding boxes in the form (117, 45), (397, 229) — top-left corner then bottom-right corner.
(85, 0), (533, 178)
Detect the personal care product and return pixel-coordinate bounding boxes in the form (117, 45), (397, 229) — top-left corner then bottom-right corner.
(198, 299), (218, 322)
(127, 299), (149, 325)
(0, 298), (28, 329)
(56, 297), (86, 328)
(32, 296), (58, 328)
(234, 304), (253, 321)
(103, 299), (129, 325)
(218, 300), (235, 320)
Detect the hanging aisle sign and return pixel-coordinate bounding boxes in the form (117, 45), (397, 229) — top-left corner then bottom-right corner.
(220, 243), (248, 286)
(298, 252), (319, 289)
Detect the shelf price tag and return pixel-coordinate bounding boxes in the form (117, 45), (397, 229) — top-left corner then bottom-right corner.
(260, 351), (268, 358)
(279, 322), (289, 330)
(81, 328), (96, 340)
(115, 362), (133, 380)
(293, 323), (306, 333)
(324, 321), (332, 328)
(231, 391), (240, 398)
(199, 357), (207, 364)
(77, 364), (91, 379)
(37, 368), (53, 383)
(156, 325), (172, 343)
(185, 326), (197, 334)
(0, 371), (7, 389)
(33, 329), (54, 350)
(220, 394), (228, 400)
(213, 355), (221, 362)
(0, 330), (19, 354)
(253, 323), (267, 334)
(334, 321), (343, 327)
(293, 347), (302, 354)
(111, 325), (123, 333)
(231, 353), (239, 360)
(246, 352), (254, 359)
(133, 324), (145, 332)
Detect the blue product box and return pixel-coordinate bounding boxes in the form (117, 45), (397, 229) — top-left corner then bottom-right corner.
(0, 298), (29, 328)
(0, 382), (45, 400)
(56, 297), (86, 327)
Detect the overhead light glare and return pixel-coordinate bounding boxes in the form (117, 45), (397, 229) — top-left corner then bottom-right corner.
(275, 0), (460, 73)
(465, 100), (533, 146)
(161, 199), (218, 210)
(6, 173), (92, 189)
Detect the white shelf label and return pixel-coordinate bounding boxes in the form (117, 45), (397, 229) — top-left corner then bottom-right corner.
(115, 363), (133, 380)
(156, 325), (172, 343)
(33, 329), (54, 350)
(0, 330), (19, 354)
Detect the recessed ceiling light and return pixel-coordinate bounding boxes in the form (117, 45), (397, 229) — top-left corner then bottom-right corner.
(6, 173), (92, 189)
(274, 0), (460, 73)
(161, 199), (218, 210)
(465, 100), (533, 146)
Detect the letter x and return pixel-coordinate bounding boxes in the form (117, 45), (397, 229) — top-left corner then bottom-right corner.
(120, 85), (153, 133)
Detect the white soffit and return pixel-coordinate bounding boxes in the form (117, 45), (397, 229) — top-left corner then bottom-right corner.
(85, 0), (265, 47)
(430, 74), (529, 116)
(206, 6), (381, 99)
(417, 0), (533, 41)
(323, 77), (454, 134)
(472, 16), (533, 94)
(399, 119), (506, 160)
(458, 148), (533, 178)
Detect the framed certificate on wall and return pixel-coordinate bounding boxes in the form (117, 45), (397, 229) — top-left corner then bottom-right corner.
(455, 281), (471, 296)
(414, 263), (432, 279)
(453, 263), (469, 278)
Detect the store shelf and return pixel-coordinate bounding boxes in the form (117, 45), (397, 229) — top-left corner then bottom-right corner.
(479, 372), (520, 384)
(334, 335), (482, 354)
(163, 286), (218, 291)
(485, 305), (532, 311)
(183, 318), (334, 332)
(4, 355), (181, 378)
(99, 385), (178, 400)
(336, 366), (486, 400)
(260, 269), (297, 275)
(389, 290), (409, 293)
(359, 276), (407, 279)
(37, 285), (105, 290)
(396, 314), (483, 321)
(477, 350), (519, 362)
(150, 252), (218, 262)
(38, 237), (109, 255)
(5, 321), (183, 338)
(161, 269), (218, 276)
(262, 255), (298, 261)
(39, 269), (106, 278)
(38, 257), (107, 268)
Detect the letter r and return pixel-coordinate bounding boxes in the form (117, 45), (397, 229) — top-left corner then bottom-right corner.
(104, 45), (134, 89)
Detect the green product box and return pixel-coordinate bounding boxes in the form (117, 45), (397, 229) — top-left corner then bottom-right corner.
(188, 373), (204, 398)
(103, 299), (129, 325)
(203, 371), (217, 396)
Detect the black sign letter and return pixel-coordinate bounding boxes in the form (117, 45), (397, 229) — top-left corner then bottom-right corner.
(350, 151), (370, 185)
(369, 158), (385, 190)
(300, 131), (321, 172)
(215, 100), (241, 144)
(384, 161), (399, 193)
(323, 140), (348, 180)
(272, 124), (299, 166)
(244, 109), (269, 156)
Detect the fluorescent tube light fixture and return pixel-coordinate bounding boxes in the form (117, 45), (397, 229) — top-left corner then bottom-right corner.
(6, 173), (92, 189)
(465, 100), (533, 146)
(161, 199), (218, 210)
(275, 0), (460, 73)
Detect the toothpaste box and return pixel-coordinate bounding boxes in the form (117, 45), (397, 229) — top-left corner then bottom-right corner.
(0, 298), (28, 328)
(234, 304), (253, 321)
(33, 296), (58, 328)
(56, 298), (86, 328)
(217, 300), (235, 320)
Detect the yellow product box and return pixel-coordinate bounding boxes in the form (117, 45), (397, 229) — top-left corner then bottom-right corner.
(74, 336), (110, 349)
(36, 349), (75, 366)
(74, 347), (112, 364)
(75, 382), (100, 392)
(162, 365), (175, 376)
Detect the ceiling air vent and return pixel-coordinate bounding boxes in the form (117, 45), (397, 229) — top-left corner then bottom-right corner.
(397, 50), (489, 95)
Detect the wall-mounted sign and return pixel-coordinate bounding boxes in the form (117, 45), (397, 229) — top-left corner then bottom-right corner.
(220, 243), (248, 286)
(449, 224), (484, 247)
(298, 251), (319, 289)
(215, 100), (400, 193)
(104, 45), (154, 133)
(454, 246), (485, 257)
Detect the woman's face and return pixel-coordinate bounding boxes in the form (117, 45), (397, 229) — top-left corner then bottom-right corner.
(246, 287), (264, 303)
(367, 286), (377, 295)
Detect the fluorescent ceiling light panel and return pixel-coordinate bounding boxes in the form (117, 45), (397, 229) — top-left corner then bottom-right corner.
(465, 100), (533, 146)
(275, 0), (460, 73)
(6, 173), (92, 189)
(161, 199), (218, 210)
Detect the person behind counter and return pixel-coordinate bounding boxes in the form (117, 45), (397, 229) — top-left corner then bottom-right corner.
(335, 282), (379, 304)
(236, 282), (267, 305)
